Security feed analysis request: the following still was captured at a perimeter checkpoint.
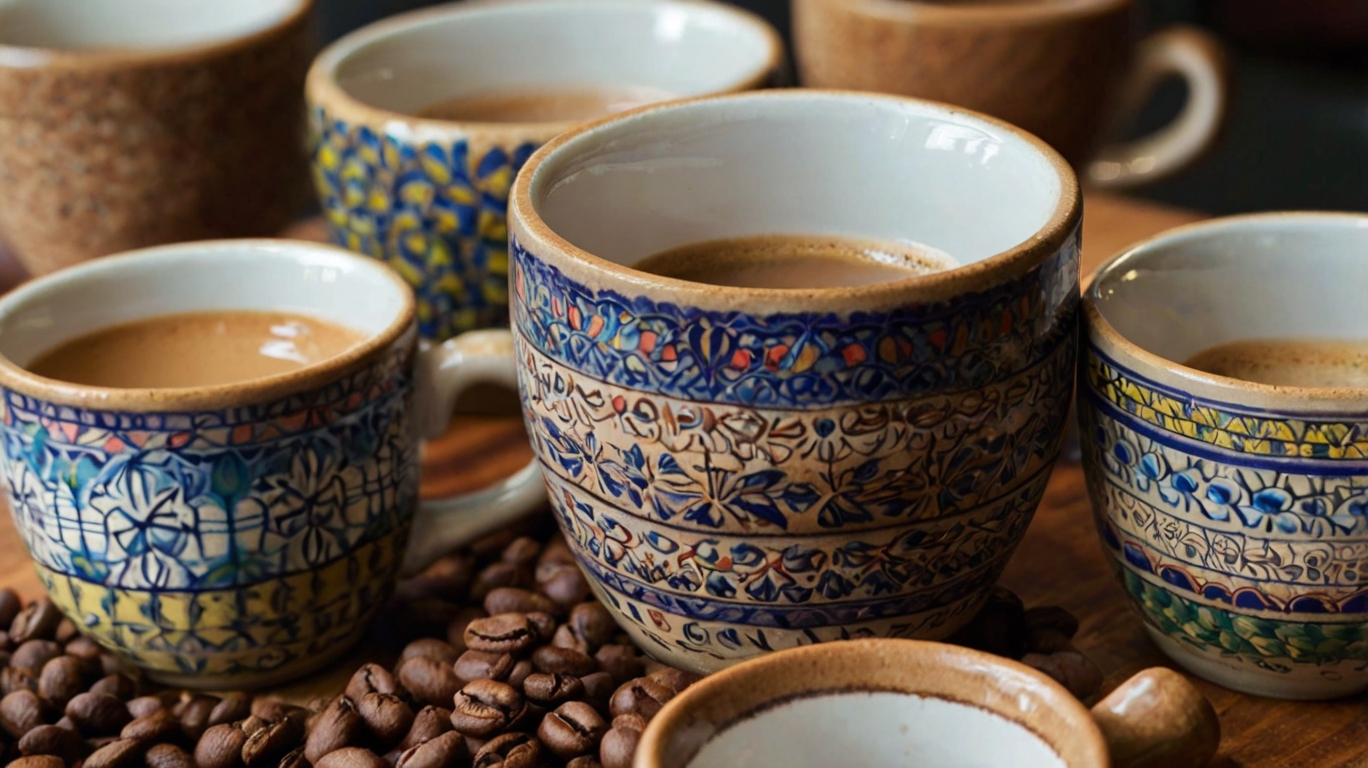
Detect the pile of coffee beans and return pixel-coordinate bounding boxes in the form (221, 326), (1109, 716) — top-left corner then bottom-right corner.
(0, 517), (1100, 767)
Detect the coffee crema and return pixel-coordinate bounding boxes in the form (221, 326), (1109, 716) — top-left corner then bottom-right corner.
(417, 85), (679, 124)
(1182, 338), (1368, 388)
(632, 234), (959, 290)
(26, 310), (366, 389)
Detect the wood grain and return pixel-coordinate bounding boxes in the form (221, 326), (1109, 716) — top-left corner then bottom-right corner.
(4, 194), (1346, 767)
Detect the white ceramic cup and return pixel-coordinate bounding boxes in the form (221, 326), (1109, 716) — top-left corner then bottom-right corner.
(0, 239), (538, 686)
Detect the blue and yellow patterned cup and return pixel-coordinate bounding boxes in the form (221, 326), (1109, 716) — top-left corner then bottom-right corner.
(306, 0), (784, 342)
(1081, 213), (1368, 700)
(502, 90), (1082, 673)
(0, 240), (544, 688)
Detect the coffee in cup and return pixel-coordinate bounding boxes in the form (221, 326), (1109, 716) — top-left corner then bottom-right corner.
(1183, 338), (1368, 388)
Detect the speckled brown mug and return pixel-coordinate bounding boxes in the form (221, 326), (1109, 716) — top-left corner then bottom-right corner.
(0, 0), (315, 276)
(793, 0), (1230, 189)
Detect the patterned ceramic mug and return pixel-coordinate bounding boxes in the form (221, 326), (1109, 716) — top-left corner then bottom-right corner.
(0, 240), (544, 688)
(306, 0), (784, 342)
(1080, 213), (1368, 700)
(491, 90), (1081, 673)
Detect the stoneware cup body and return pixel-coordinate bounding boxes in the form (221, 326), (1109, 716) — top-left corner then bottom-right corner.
(506, 90), (1081, 673)
(306, 0), (784, 341)
(792, 0), (1229, 189)
(635, 639), (1220, 768)
(0, 240), (539, 688)
(1080, 213), (1368, 700)
(0, 0), (314, 276)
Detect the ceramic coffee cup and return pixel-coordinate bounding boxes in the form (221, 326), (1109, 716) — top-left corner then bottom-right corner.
(0, 0), (315, 276)
(1080, 213), (1368, 700)
(306, 0), (784, 341)
(0, 239), (544, 688)
(491, 90), (1082, 673)
(793, 0), (1229, 189)
(636, 639), (1221, 768)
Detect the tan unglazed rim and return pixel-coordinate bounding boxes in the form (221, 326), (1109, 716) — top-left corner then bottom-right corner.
(833, 0), (1130, 24)
(0, 239), (416, 412)
(1085, 210), (1368, 407)
(510, 89), (1080, 315)
(636, 639), (1106, 768)
(0, 0), (313, 70)
(306, 0), (785, 140)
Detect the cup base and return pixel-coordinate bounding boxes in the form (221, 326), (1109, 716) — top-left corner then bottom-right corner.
(1144, 626), (1368, 701)
(140, 620), (370, 691)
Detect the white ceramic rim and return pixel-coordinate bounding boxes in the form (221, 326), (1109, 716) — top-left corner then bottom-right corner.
(0, 239), (416, 411)
(835, 0), (1130, 23)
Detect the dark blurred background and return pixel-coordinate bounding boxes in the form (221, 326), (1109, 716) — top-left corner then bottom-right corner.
(317, 0), (1368, 215)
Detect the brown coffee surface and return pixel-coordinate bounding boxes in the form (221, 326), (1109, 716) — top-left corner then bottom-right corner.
(1183, 338), (1368, 388)
(27, 311), (366, 389)
(417, 85), (679, 124)
(632, 234), (958, 289)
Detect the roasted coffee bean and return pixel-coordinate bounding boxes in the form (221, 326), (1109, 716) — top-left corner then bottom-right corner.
(948, 586), (1028, 660)
(568, 756), (605, 768)
(580, 672), (614, 708)
(2, 665), (38, 694)
(174, 694), (217, 740)
(62, 637), (104, 678)
(532, 646), (597, 677)
(399, 554), (476, 604)
(314, 747), (388, 768)
(526, 613), (557, 643)
(241, 715), (303, 766)
(450, 680), (526, 738)
(238, 715), (269, 737)
(609, 677), (674, 720)
(397, 656), (463, 708)
(18, 723), (84, 761)
(1028, 629), (1076, 655)
(470, 561), (533, 603)
(66, 691), (131, 736)
(1, 689), (44, 737)
(248, 699), (306, 724)
(346, 663), (399, 701)
(522, 673), (583, 707)
(120, 709), (178, 742)
(473, 732), (542, 768)
(400, 639), (461, 667)
(195, 723), (248, 768)
(11, 756), (64, 768)
(277, 747), (309, 768)
(89, 674), (137, 700)
(98, 652), (124, 678)
(445, 608), (487, 655)
(144, 743), (194, 768)
(507, 660), (534, 690)
(0, 588), (21, 629)
(10, 599), (61, 644)
(395, 731), (467, 768)
(454, 651), (514, 684)
(537, 563), (591, 608)
(464, 614), (539, 656)
(37, 656), (83, 709)
(1021, 651), (1103, 699)
(598, 723), (642, 768)
(483, 588), (556, 618)
(207, 692), (252, 727)
(125, 696), (164, 720)
(538, 537), (576, 566)
(11, 640), (62, 672)
(83, 736), (142, 768)
(399, 705), (452, 750)
(569, 603), (615, 649)
(358, 692), (413, 746)
(305, 696), (365, 765)
(501, 537), (542, 567)
(593, 645), (643, 686)
(539, 701), (607, 759)
(1025, 605), (1079, 639)
(53, 619), (77, 645)
(647, 667), (701, 694)
(54, 714), (77, 731)
(552, 624), (590, 655)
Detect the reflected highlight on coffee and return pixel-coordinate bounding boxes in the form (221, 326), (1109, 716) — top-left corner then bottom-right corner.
(418, 85), (680, 124)
(26, 311), (366, 388)
(632, 234), (959, 289)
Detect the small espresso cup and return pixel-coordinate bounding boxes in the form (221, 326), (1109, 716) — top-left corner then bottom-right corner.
(636, 639), (1221, 768)
(504, 90), (1081, 673)
(0, 240), (543, 688)
(1080, 213), (1368, 700)
(307, 0), (784, 341)
(0, 0), (315, 275)
(793, 0), (1229, 189)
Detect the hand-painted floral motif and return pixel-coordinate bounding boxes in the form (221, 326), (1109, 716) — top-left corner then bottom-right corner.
(310, 107), (539, 340)
(0, 346), (420, 681)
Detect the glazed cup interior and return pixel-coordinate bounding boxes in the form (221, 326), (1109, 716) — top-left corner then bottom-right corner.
(527, 90), (1065, 272)
(0, 0), (306, 49)
(1088, 213), (1368, 393)
(320, 0), (781, 117)
(637, 639), (1103, 768)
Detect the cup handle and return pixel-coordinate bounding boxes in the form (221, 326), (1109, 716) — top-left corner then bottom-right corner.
(1086, 26), (1230, 189)
(1090, 667), (1221, 768)
(400, 328), (544, 575)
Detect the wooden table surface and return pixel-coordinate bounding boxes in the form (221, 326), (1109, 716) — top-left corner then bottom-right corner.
(8, 194), (1363, 767)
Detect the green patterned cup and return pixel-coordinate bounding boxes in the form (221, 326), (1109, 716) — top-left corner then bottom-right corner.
(306, 0), (783, 341)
